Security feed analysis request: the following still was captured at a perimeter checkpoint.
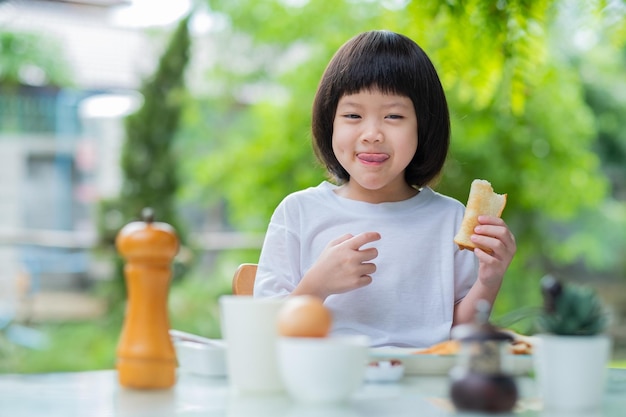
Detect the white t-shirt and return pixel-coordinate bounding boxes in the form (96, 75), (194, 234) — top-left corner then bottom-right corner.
(254, 181), (477, 347)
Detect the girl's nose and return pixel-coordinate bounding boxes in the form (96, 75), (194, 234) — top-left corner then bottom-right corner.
(360, 121), (384, 143)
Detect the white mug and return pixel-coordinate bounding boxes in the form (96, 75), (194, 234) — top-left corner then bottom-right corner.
(219, 295), (286, 395)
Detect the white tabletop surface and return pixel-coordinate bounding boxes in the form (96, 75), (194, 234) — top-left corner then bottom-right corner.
(0, 368), (625, 417)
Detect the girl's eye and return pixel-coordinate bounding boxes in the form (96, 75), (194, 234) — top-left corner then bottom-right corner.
(344, 114), (361, 119)
(386, 114), (403, 120)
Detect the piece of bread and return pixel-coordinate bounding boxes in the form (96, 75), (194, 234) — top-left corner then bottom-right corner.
(413, 339), (460, 355)
(453, 179), (507, 252)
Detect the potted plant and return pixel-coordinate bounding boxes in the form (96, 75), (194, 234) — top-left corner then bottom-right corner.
(533, 275), (611, 412)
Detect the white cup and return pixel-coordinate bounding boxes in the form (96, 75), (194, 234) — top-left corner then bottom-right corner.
(278, 335), (370, 404)
(219, 295), (286, 395)
(533, 334), (611, 412)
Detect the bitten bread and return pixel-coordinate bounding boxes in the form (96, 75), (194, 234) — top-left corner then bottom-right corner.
(453, 179), (507, 252)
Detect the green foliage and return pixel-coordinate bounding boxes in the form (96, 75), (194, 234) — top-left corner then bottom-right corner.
(97, 14), (192, 239)
(404, 0), (555, 115)
(118, 15), (191, 237)
(0, 30), (72, 87)
(97, 15), (193, 304)
(97, 14), (193, 242)
(0, 318), (120, 373)
(571, 34), (626, 274)
(537, 276), (608, 336)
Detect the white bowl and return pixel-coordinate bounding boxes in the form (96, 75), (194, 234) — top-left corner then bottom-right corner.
(174, 340), (227, 377)
(278, 335), (369, 404)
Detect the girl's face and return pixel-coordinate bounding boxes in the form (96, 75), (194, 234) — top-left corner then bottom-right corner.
(332, 89), (418, 203)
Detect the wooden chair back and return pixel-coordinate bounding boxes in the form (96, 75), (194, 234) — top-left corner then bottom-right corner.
(232, 263), (257, 296)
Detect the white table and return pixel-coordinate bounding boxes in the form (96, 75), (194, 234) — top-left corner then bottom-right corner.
(0, 369), (624, 416)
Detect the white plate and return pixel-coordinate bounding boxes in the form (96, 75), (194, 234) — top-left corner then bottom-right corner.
(369, 347), (533, 376)
(174, 340), (227, 377)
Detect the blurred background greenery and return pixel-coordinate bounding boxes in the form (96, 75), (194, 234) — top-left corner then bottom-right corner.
(1, 0), (625, 372)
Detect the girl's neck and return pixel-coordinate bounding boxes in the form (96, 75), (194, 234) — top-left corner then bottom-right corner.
(334, 181), (419, 204)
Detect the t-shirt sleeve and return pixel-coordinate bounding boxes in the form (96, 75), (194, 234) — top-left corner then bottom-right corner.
(254, 198), (302, 298)
(453, 251), (478, 304)
(452, 204), (478, 303)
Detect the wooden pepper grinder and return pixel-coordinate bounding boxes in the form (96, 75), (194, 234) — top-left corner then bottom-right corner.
(115, 208), (179, 389)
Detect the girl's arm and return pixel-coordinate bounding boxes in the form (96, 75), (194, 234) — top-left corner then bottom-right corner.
(453, 215), (516, 325)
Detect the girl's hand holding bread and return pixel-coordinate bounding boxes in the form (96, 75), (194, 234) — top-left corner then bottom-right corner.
(454, 179), (507, 253)
(454, 180), (516, 284)
(453, 180), (517, 324)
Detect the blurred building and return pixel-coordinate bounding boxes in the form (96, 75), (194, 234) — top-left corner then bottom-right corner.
(0, 0), (183, 321)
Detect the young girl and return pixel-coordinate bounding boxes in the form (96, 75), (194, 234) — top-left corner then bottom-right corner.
(254, 30), (516, 348)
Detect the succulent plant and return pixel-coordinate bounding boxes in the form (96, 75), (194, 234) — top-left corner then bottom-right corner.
(537, 275), (608, 336)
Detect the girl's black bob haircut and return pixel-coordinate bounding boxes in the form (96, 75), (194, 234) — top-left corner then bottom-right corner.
(312, 30), (450, 188)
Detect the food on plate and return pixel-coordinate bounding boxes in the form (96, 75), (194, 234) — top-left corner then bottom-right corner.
(509, 340), (533, 355)
(277, 295), (332, 338)
(453, 179), (507, 252)
(414, 339), (461, 355)
(413, 332), (533, 356)
(500, 329), (535, 355)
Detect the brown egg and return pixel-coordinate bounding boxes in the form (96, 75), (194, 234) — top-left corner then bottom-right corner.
(277, 295), (332, 338)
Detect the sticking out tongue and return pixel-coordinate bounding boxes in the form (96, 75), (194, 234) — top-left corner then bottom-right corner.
(359, 153), (389, 163)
